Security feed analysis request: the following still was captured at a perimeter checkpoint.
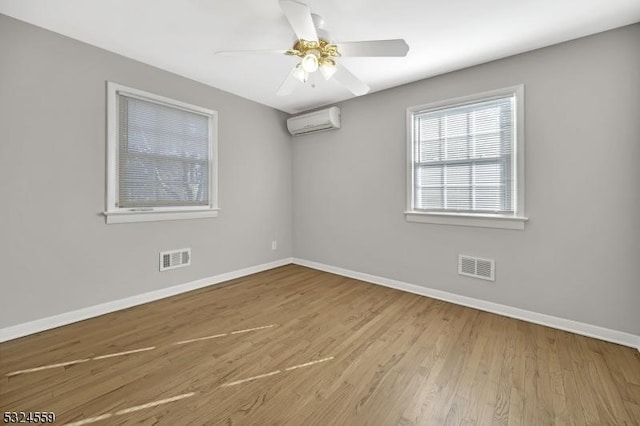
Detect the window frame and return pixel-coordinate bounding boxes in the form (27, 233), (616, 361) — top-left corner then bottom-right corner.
(105, 82), (219, 224)
(405, 85), (527, 230)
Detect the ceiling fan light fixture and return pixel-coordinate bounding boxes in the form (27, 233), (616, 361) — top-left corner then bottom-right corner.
(319, 61), (337, 80)
(301, 53), (319, 73)
(292, 64), (309, 82)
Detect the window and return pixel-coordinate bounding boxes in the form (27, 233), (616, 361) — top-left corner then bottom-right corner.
(105, 82), (218, 224)
(406, 86), (526, 230)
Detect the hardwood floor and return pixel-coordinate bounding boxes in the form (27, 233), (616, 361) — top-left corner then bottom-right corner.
(1, 265), (639, 425)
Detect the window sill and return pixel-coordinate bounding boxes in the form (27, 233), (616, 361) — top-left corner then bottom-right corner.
(104, 208), (219, 224)
(405, 211), (527, 230)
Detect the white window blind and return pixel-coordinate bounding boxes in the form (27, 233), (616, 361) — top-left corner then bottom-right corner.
(412, 95), (515, 214)
(117, 94), (211, 208)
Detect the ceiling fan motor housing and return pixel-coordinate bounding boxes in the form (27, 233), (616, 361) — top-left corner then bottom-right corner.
(288, 39), (339, 67)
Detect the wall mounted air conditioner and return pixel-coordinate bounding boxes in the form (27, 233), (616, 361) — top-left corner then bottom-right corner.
(286, 106), (341, 136)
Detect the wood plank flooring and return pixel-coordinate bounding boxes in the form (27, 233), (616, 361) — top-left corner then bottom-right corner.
(1, 265), (639, 425)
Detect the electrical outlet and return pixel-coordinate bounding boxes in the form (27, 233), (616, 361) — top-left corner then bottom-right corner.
(271, 240), (277, 250)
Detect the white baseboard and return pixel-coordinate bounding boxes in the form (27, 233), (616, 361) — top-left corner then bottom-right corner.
(4, 256), (638, 350)
(0, 258), (294, 343)
(292, 258), (640, 350)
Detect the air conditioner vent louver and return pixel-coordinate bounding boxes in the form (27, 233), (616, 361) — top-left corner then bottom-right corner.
(160, 248), (191, 272)
(458, 255), (495, 281)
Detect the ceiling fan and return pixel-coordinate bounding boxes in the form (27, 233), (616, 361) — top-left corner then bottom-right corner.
(215, 0), (409, 97)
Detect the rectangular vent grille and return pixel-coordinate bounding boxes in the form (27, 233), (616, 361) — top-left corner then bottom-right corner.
(160, 248), (191, 272)
(458, 255), (495, 281)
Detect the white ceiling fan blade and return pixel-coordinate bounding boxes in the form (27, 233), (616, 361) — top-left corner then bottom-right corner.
(277, 65), (301, 96)
(279, 0), (318, 42)
(333, 63), (370, 96)
(335, 39), (409, 57)
(214, 49), (288, 56)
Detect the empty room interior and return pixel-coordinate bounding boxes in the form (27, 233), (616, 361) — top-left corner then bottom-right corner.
(1, 1), (639, 424)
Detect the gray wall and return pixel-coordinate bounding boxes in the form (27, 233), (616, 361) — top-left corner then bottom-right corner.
(293, 24), (640, 335)
(0, 15), (292, 328)
(2, 15), (638, 338)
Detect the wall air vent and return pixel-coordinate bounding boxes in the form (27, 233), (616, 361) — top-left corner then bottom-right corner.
(458, 255), (495, 281)
(160, 248), (191, 272)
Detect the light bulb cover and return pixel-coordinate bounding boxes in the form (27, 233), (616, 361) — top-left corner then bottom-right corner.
(301, 53), (319, 73)
(319, 62), (337, 80)
(292, 65), (309, 82)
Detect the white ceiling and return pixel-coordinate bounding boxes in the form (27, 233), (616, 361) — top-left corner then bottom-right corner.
(1, 0), (639, 114)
